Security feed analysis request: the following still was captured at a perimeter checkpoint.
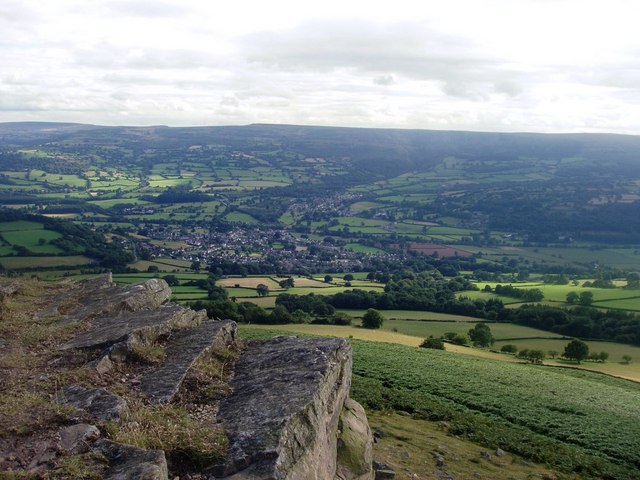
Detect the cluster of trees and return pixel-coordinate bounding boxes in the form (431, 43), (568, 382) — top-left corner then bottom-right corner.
(565, 291), (594, 305)
(515, 348), (546, 364)
(0, 210), (132, 269)
(497, 304), (640, 346)
(150, 186), (211, 204)
(502, 340), (614, 365)
(420, 324), (495, 350)
(266, 270), (640, 346)
(487, 284), (544, 302)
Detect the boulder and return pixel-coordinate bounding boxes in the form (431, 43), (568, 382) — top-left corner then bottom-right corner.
(56, 384), (128, 421)
(218, 336), (353, 479)
(336, 398), (374, 480)
(59, 423), (100, 454)
(94, 439), (168, 480)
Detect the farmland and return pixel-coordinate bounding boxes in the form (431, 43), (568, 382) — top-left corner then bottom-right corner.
(242, 327), (640, 479)
(1, 123), (640, 281)
(464, 282), (640, 312)
(2, 123), (640, 479)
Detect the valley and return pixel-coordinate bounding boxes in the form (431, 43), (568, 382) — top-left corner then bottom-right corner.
(2, 122), (640, 478)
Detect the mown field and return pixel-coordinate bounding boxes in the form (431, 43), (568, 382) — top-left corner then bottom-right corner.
(242, 326), (640, 480)
(381, 318), (564, 341)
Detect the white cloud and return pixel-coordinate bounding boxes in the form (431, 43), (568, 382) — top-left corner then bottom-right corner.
(0, 0), (638, 133)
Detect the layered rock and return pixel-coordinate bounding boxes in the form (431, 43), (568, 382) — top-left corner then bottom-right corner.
(56, 384), (128, 421)
(218, 336), (373, 480)
(7, 275), (374, 479)
(39, 273), (171, 323)
(62, 303), (206, 352)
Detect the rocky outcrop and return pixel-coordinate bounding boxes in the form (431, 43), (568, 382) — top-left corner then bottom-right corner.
(217, 336), (373, 480)
(5, 276), (373, 479)
(38, 273), (171, 324)
(62, 303), (205, 352)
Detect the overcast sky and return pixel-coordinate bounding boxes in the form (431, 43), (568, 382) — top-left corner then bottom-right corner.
(1, 0), (639, 133)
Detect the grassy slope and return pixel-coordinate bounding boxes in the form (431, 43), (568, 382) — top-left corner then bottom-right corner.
(242, 326), (640, 480)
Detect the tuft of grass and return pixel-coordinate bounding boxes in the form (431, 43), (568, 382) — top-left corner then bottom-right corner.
(52, 453), (108, 479)
(130, 341), (166, 364)
(0, 388), (76, 437)
(178, 347), (238, 404)
(113, 399), (228, 468)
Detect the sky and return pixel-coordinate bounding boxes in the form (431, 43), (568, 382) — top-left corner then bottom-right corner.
(1, 0), (639, 133)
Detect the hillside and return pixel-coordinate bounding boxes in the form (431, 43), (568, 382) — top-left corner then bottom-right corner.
(244, 326), (640, 480)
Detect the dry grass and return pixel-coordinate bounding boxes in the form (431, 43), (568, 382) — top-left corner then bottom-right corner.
(217, 276), (280, 289)
(130, 341), (166, 364)
(51, 453), (108, 479)
(113, 399), (228, 469)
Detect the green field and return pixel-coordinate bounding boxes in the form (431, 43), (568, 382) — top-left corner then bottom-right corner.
(223, 212), (259, 224)
(343, 243), (387, 254)
(1, 229), (63, 254)
(0, 255), (93, 269)
(0, 221), (45, 232)
(336, 309), (484, 322)
(381, 319), (565, 341)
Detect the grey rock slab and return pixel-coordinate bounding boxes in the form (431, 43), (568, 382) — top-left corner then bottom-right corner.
(61, 276), (171, 324)
(35, 273), (115, 319)
(374, 470), (396, 480)
(59, 423), (100, 454)
(62, 303), (204, 351)
(218, 336), (352, 480)
(94, 439), (168, 480)
(56, 384), (128, 421)
(141, 319), (237, 404)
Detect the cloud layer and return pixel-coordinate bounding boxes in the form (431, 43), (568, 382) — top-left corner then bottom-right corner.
(1, 0), (639, 133)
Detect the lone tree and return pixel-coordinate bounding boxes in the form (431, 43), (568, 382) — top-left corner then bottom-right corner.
(563, 339), (589, 364)
(527, 349), (546, 364)
(468, 323), (494, 348)
(278, 277), (295, 289)
(256, 284), (270, 297)
(420, 336), (445, 350)
(566, 291), (579, 304)
(579, 291), (594, 306)
(362, 308), (384, 329)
